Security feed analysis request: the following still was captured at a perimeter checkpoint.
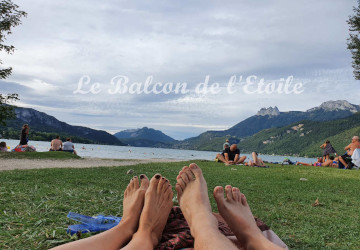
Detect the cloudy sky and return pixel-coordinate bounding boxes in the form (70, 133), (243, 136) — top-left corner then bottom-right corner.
(1, 0), (360, 139)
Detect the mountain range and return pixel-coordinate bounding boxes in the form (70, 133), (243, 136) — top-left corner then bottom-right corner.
(114, 127), (176, 147)
(171, 100), (360, 151)
(1, 100), (359, 157)
(0, 106), (125, 145)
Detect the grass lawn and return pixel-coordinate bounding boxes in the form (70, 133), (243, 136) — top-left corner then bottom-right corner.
(0, 160), (359, 249)
(0, 151), (81, 160)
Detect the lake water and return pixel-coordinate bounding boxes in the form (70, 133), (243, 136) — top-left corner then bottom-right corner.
(1, 139), (316, 163)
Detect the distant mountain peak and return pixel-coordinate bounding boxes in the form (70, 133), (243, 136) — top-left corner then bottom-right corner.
(114, 127), (175, 144)
(307, 100), (360, 113)
(256, 106), (280, 116)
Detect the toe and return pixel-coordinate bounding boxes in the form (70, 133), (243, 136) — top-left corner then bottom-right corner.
(162, 178), (170, 192)
(129, 179), (134, 189)
(232, 187), (241, 202)
(240, 193), (248, 206)
(183, 167), (194, 182)
(139, 174), (149, 190)
(165, 184), (173, 200)
(213, 186), (226, 205)
(176, 175), (186, 190)
(189, 163), (203, 178)
(159, 177), (168, 193)
(133, 176), (139, 189)
(225, 185), (234, 201)
(150, 173), (162, 190)
(175, 183), (183, 201)
(180, 172), (190, 184)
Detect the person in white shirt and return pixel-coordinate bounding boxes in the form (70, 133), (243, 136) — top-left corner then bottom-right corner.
(63, 138), (78, 155)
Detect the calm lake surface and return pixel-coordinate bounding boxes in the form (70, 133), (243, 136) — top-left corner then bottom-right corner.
(2, 139), (316, 163)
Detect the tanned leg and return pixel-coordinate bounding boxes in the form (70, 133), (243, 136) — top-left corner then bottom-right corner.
(121, 174), (173, 250)
(214, 185), (283, 250)
(216, 154), (227, 163)
(175, 164), (238, 250)
(235, 155), (247, 164)
(52, 175), (150, 250)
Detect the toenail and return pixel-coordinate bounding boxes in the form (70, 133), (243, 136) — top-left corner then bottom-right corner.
(140, 174), (145, 179)
(162, 177), (165, 180)
(155, 174), (161, 179)
(133, 176), (137, 178)
(165, 179), (168, 182)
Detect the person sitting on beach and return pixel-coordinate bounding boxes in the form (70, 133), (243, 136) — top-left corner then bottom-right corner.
(52, 163), (284, 250)
(62, 138), (78, 155)
(50, 136), (63, 151)
(223, 139), (230, 150)
(245, 152), (266, 167)
(0, 141), (8, 152)
(338, 136), (360, 169)
(296, 156), (337, 167)
(320, 140), (337, 161)
(19, 124), (29, 146)
(216, 144), (246, 165)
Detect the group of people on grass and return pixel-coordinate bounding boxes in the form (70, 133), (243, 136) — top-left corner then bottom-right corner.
(215, 140), (267, 167)
(216, 136), (360, 169)
(296, 136), (360, 169)
(49, 135), (78, 155)
(0, 124), (77, 155)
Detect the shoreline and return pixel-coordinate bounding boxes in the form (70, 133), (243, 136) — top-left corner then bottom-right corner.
(0, 157), (184, 171)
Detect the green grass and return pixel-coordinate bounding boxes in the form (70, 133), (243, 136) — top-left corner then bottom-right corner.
(0, 161), (359, 249)
(0, 151), (81, 160)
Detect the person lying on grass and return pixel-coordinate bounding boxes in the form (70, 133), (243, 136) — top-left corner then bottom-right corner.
(245, 152), (266, 167)
(216, 144), (247, 165)
(296, 156), (338, 168)
(52, 163), (283, 250)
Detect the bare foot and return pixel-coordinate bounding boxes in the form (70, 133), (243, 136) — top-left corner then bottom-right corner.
(131, 174), (173, 248)
(214, 185), (281, 249)
(121, 174), (149, 232)
(175, 163), (218, 237)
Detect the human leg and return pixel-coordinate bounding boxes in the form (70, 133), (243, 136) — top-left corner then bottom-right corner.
(235, 155), (247, 164)
(339, 155), (347, 167)
(121, 174), (173, 250)
(175, 163), (238, 250)
(322, 159), (333, 167)
(52, 175), (150, 250)
(216, 153), (227, 163)
(214, 185), (282, 250)
(296, 162), (311, 166)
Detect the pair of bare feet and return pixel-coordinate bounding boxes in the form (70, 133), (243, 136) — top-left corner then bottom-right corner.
(120, 163), (281, 249)
(53, 163), (281, 250)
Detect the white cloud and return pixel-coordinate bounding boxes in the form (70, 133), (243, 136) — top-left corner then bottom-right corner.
(2, 0), (360, 139)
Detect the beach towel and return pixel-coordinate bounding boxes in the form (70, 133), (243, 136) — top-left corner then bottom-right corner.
(155, 206), (288, 250)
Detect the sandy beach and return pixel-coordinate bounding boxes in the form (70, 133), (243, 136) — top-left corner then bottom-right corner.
(0, 158), (183, 171)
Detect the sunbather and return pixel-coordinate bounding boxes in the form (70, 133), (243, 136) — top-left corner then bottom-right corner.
(245, 152), (266, 167)
(339, 136), (360, 169)
(52, 164), (284, 250)
(296, 156), (337, 167)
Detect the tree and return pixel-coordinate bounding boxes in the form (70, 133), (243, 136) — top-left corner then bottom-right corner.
(0, 0), (26, 125)
(347, 0), (360, 80)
